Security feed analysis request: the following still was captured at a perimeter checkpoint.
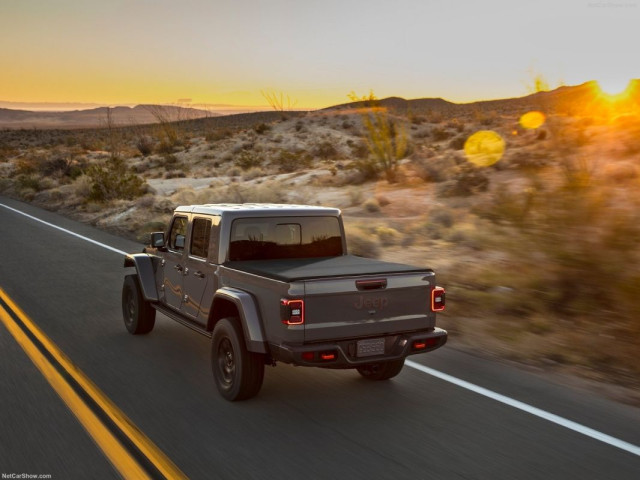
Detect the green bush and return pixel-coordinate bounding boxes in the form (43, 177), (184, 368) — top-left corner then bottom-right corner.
(86, 157), (145, 202)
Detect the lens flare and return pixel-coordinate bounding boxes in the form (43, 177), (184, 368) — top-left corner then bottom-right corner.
(464, 130), (505, 167)
(519, 111), (545, 129)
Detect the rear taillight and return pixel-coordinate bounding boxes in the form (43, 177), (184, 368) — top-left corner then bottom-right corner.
(281, 299), (304, 325)
(431, 287), (445, 312)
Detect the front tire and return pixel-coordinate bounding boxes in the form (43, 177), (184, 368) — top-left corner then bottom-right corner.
(122, 274), (156, 334)
(211, 318), (265, 401)
(356, 358), (405, 381)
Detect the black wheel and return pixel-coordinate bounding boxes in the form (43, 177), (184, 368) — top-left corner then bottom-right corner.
(122, 274), (156, 334)
(211, 318), (265, 401)
(356, 358), (405, 381)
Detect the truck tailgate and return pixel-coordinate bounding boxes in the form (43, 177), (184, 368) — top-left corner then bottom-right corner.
(303, 272), (436, 342)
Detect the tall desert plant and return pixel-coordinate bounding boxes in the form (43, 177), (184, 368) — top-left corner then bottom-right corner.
(348, 91), (407, 182)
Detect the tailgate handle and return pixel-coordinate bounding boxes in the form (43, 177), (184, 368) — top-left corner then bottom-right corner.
(356, 279), (387, 291)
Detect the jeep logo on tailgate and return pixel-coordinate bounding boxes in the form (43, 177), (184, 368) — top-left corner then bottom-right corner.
(354, 295), (388, 310)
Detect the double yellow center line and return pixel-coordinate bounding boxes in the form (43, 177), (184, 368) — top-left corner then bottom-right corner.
(0, 288), (187, 480)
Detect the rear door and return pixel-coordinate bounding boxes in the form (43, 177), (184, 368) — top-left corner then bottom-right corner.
(302, 272), (436, 342)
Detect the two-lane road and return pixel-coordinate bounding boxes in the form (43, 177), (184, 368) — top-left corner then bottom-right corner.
(1, 196), (639, 479)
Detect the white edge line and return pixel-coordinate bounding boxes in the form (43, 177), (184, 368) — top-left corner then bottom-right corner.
(0, 203), (126, 256)
(406, 360), (640, 457)
(3, 202), (639, 458)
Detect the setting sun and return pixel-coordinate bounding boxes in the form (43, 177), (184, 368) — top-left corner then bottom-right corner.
(595, 79), (632, 101)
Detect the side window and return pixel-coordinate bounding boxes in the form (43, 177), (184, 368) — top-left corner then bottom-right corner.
(169, 216), (188, 251)
(190, 217), (212, 259)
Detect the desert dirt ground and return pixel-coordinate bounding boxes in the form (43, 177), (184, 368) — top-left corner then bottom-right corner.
(2, 93), (640, 405)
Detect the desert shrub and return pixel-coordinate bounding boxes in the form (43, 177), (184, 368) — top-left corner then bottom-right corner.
(349, 140), (369, 159)
(14, 158), (38, 176)
(507, 150), (550, 170)
(242, 167), (266, 181)
(346, 227), (381, 258)
(156, 140), (176, 154)
(376, 226), (400, 246)
(448, 136), (466, 150)
(430, 209), (454, 228)
(363, 198), (380, 213)
(254, 123), (271, 134)
(412, 129), (430, 139)
(272, 150), (312, 173)
(376, 196), (391, 207)
(206, 128), (234, 142)
(437, 164), (489, 197)
(86, 157), (145, 202)
(413, 155), (455, 183)
(234, 150), (262, 170)
(136, 136), (154, 156)
(16, 175), (42, 192)
(348, 188), (363, 206)
(432, 127), (453, 141)
(313, 141), (338, 159)
(164, 170), (186, 179)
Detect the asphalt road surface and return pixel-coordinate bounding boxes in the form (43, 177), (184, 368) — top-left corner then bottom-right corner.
(1, 196), (639, 480)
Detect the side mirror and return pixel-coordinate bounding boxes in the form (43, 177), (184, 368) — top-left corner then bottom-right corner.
(175, 234), (185, 249)
(150, 232), (165, 248)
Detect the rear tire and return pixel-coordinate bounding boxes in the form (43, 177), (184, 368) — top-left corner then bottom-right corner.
(122, 274), (156, 334)
(356, 358), (405, 381)
(211, 318), (265, 401)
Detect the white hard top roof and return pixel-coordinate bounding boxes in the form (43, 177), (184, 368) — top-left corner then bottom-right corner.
(174, 203), (341, 217)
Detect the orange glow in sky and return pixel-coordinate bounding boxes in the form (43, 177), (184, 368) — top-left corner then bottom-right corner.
(1, 1), (638, 110)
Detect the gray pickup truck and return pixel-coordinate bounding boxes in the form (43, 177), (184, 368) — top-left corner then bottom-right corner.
(123, 204), (446, 400)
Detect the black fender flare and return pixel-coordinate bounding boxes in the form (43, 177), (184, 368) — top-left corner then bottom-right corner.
(213, 288), (267, 354)
(123, 254), (159, 302)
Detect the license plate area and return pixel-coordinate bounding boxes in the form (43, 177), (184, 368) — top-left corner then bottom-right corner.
(356, 338), (385, 357)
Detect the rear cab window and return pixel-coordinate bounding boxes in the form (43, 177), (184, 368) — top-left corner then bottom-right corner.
(229, 216), (342, 261)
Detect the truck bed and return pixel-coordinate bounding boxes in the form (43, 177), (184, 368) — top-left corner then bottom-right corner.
(224, 255), (432, 282)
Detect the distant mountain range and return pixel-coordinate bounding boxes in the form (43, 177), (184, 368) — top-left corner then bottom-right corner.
(330, 80), (640, 116)
(0, 105), (218, 129)
(1, 80), (637, 129)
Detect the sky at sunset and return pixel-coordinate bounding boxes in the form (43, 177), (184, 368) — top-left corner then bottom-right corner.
(1, 0), (638, 110)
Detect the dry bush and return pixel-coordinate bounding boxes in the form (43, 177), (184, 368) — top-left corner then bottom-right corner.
(363, 197), (380, 213)
(436, 163), (489, 197)
(271, 149), (312, 173)
(375, 226), (400, 246)
(234, 150), (263, 170)
(345, 226), (380, 258)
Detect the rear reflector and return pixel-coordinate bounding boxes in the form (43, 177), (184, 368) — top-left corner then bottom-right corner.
(302, 352), (314, 361)
(413, 341), (427, 350)
(281, 298), (304, 325)
(412, 337), (440, 351)
(431, 286), (446, 312)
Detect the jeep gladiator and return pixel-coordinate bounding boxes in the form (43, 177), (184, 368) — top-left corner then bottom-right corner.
(122, 204), (446, 401)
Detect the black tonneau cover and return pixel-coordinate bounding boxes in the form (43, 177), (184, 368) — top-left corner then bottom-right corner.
(224, 255), (431, 282)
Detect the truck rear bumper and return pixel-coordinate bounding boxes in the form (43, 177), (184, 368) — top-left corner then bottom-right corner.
(271, 327), (447, 368)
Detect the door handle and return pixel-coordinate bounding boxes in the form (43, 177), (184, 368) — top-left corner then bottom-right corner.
(194, 271), (205, 278)
(174, 264), (183, 272)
